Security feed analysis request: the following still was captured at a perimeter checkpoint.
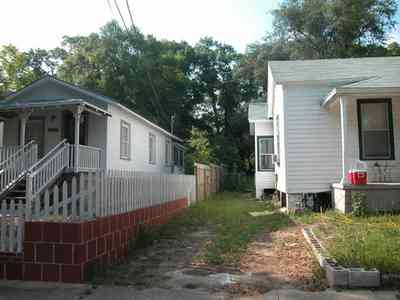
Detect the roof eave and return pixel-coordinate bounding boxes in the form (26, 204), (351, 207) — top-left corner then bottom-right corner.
(322, 86), (400, 108)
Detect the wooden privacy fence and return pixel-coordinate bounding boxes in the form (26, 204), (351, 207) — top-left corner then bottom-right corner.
(194, 163), (223, 201)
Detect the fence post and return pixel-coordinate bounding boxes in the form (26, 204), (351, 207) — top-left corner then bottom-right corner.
(25, 173), (33, 221)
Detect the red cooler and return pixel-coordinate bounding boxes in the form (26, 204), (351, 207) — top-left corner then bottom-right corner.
(347, 169), (368, 185)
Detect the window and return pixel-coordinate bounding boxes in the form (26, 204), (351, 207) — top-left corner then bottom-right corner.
(149, 133), (156, 164)
(275, 115), (280, 164)
(258, 136), (274, 171)
(120, 120), (131, 160)
(165, 140), (172, 166)
(358, 99), (394, 160)
(174, 144), (184, 168)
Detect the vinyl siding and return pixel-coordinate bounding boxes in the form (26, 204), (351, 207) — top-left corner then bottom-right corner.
(254, 121), (274, 198)
(273, 84), (287, 192)
(285, 84), (342, 193)
(106, 104), (178, 173)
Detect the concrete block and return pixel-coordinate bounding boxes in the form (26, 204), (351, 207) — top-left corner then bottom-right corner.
(348, 268), (380, 288)
(325, 263), (348, 288)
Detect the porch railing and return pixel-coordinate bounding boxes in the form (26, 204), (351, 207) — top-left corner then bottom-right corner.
(25, 140), (70, 220)
(70, 145), (102, 172)
(0, 145), (23, 164)
(0, 141), (38, 195)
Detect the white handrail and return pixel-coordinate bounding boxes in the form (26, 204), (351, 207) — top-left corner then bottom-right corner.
(28, 145), (70, 197)
(27, 139), (68, 173)
(0, 142), (38, 195)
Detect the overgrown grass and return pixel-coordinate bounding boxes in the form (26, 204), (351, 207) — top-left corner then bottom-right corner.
(292, 210), (400, 274)
(326, 214), (400, 274)
(139, 192), (293, 266)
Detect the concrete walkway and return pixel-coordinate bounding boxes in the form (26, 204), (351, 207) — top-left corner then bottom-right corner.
(239, 289), (400, 300)
(0, 281), (398, 300)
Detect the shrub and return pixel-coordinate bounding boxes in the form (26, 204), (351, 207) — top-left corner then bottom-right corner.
(351, 192), (367, 217)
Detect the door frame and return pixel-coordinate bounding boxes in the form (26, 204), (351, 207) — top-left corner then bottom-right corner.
(20, 116), (46, 157)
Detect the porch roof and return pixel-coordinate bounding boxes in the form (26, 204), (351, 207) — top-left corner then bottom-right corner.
(321, 76), (400, 108)
(248, 102), (268, 122)
(0, 98), (111, 117)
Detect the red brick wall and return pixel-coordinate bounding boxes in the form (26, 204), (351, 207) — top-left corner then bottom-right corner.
(0, 197), (187, 282)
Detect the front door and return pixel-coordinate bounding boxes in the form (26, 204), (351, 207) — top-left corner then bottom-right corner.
(25, 118), (45, 157)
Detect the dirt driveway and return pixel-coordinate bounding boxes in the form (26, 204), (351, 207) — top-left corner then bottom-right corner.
(91, 193), (326, 298)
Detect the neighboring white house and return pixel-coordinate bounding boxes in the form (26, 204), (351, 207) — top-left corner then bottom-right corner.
(252, 56), (400, 212)
(0, 76), (185, 175)
(248, 102), (274, 198)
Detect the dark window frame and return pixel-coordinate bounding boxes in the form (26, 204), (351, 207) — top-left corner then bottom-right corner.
(120, 120), (131, 160)
(357, 98), (395, 161)
(257, 136), (274, 172)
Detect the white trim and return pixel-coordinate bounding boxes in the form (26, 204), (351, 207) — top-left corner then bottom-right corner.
(322, 87), (400, 108)
(340, 96), (349, 184)
(148, 133), (156, 164)
(248, 119), (273, 123)
(120, 120), (131, 160)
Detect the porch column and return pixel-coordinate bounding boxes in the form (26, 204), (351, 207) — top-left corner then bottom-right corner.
(73, 105), (84, 173)
(19, 110), (32, 146)
(340, 96), (349, 184)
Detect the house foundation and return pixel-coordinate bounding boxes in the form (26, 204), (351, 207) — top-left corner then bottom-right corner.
(332, 183), (400, 213)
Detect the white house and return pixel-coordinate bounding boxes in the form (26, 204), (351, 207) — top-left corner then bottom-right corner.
(253, 56), (400, 212)
(248, 102), (274, 198)
(0, 76), (185, 202)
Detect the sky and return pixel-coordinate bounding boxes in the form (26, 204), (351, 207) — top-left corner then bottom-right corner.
(0, 0), (399, 54)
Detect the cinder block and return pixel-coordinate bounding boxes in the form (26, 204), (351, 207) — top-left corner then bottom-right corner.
(325, 263), (348, 288)
(348, 268), (380, 288)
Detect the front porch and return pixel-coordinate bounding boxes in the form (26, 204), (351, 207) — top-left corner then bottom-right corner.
(323, 85), (400, 213)
(0, 101), (108, 172)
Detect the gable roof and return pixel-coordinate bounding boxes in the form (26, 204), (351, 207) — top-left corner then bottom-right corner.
(5, 76), (114, 109)
(268, 56), (400, 86)
(2, 76), (183, 142)
(248, 102), (268, 121)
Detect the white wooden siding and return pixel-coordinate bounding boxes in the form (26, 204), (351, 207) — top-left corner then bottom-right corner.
(254, 121), (274, 198)
(87, 113), (108, 169)
(273, 84), (287, 192)
(106, 104), (177, 173)
(285, 84), (342, 193)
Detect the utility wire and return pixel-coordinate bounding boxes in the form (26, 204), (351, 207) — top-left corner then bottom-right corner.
(106, 0), (169, 126)
(113, 0), (129, 32)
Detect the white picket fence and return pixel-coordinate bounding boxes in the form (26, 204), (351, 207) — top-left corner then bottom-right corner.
(0, 200), (24, 253)
(27, 170), (196, 221)
(0, 171), (195, 253)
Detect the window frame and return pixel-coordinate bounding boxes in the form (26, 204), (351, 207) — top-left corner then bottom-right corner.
(275, 115), (280, 165)
(173, 144), (184, 168)
(120, 120), (131, 160)
(149, 133), (157, 164)
(257, 136), (274, 172)
(165, 139), (172, 166)
(357, 98), (395, 161)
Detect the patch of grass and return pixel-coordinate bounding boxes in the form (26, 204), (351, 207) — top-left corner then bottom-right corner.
(291, 209), (400, 274)
(139, 192), (293, 266)
(326, 214), (400, 274)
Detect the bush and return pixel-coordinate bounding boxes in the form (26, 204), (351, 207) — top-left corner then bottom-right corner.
(351, 192), (367, 217)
